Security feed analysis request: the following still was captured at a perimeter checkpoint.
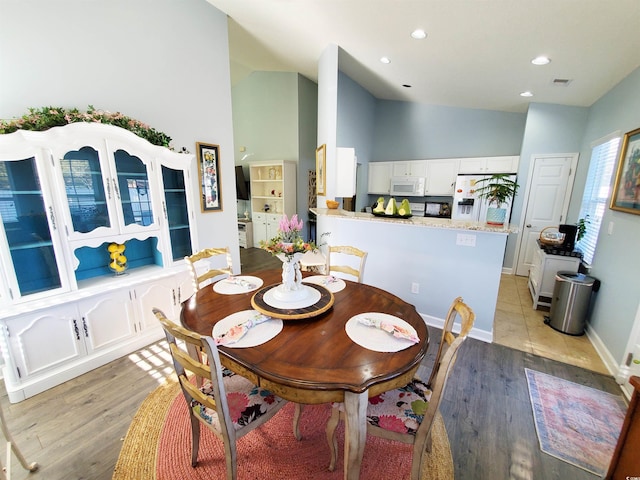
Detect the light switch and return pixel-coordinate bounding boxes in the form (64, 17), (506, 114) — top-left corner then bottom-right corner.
(608, 221), (614, 235)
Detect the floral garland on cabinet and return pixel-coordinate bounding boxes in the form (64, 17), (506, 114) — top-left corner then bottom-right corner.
(0, 105), (173, 148)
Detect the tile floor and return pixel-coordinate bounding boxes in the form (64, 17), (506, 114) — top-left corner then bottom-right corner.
(493, 274), (609, 375)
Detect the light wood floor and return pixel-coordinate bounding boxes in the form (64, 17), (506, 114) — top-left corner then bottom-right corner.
(0, 247), (622, 480)
(494, 274), (609, 375)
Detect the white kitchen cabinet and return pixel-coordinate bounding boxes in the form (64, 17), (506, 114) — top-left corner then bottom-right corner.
(2, 304), (86, 383)
(528, 247), (580, 309)
(458, 156), (519, 174)
(132, 276), (183, 332)
(252, 212), (281, 246)
(392, 160), (427, 177)
(77, 290), (136, 353)
(367, 162), (393, 194)
(249, 161), (296, 225)
(424, 159), (460, 195)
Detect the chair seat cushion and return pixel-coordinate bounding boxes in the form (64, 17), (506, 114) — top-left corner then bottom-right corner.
(191, 369), (283, 431)
(365, 378), (432, 435)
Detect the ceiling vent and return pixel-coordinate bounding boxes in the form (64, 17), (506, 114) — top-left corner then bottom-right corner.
(552, 78), (572, 86)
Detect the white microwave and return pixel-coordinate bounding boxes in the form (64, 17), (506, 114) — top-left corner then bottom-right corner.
(389, 176), (426, 197)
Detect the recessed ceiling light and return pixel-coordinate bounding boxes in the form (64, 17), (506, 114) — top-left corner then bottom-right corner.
(411, 29), (427, 40)
(531, 56), (551, 66)
(520, 91), (534, 97)
(380, 57), (391, 64)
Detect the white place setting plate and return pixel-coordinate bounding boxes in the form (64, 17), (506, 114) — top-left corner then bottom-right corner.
(302, 275), (346, 293)
(212, 310), (283, 348)
(345, 312), (419, 352)
(213, 276), (263, 295)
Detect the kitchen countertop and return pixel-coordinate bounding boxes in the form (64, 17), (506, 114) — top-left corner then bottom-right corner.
(311, 208), (518, 234)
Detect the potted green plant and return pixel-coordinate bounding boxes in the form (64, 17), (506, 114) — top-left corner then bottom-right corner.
(473, 173), (519, 226)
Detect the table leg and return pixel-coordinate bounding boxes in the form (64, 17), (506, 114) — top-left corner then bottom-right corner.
(343, 391), (367, 480)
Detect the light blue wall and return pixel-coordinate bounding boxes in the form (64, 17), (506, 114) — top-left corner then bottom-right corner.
(0, 0), (240, 268)
(505, 103), (590, 268)
(231, 71), (318, 225)
(337, 71), (377, 212)
(297, 75), (319, 224)
(232, 72), (300, 163)
(371, 101), (526, 160)
(571, 68), (640, 364)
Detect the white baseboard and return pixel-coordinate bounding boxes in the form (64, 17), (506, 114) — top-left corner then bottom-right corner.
(421, 313), (493, 344)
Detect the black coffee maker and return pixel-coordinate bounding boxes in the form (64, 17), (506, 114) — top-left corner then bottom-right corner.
(558, 224), (578, 251)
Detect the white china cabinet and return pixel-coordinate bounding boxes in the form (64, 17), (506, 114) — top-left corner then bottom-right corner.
(0, 123), (198, 402)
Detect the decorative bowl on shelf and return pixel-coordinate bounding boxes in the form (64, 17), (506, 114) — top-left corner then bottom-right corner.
(326, 200), (339, 209)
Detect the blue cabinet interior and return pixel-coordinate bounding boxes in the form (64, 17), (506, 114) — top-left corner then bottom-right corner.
(74, 237), (162, 281)
(0, 157), (62, 296)
(161, 165), (192, 260)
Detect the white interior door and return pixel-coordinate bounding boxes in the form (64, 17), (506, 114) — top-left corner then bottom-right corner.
(515, 154), (578, 276)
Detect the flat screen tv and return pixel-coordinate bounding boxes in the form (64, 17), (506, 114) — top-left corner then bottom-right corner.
(235, 165), (250, 200)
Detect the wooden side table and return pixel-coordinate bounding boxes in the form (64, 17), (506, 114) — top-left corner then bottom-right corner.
(606, 375), (640, 479)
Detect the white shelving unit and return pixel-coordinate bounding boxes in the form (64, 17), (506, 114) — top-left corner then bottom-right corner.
(249, 161), (296, 245)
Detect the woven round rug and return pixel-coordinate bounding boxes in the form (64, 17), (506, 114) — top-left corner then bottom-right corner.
(113, 380), (454, 480)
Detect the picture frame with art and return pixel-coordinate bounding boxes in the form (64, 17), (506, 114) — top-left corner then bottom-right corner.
(611, 127), (640, 215)
(196, 142), (222, 212)
(316, 144), (326, 195)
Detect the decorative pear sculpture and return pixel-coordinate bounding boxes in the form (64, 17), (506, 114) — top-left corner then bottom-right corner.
(398, 199), (412, 216)
(373, 196), (386, 214)
(384, 197), (398, 215)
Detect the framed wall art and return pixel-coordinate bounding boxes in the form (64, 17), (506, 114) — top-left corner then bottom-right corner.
(316, 144), (326, 195)
(196, 142), (223, 212)
(611, 127), (640, 215)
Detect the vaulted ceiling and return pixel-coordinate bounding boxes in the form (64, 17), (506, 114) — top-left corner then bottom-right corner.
(207, 0), (640, 113)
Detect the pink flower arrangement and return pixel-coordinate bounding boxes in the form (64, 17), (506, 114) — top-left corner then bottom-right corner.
(260, 214), (316, 257)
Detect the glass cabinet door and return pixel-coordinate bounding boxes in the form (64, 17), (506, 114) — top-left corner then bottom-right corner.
(56, 143), (158, 242)
(113, 149), (156, 231)
(60, 146), (111, 234)
(161, 165), (192, 261)
(0, 157), (65, 299)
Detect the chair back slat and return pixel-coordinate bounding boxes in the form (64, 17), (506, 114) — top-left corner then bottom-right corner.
(328, 245), (367, 283)
(185, 247), (233, 291)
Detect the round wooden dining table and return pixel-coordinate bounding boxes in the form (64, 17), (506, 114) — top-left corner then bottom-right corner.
(181, 269), (429, 480)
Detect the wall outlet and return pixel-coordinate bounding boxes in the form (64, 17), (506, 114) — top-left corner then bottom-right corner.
(456, 233), (476, 247)
(411, 282), (419, 294)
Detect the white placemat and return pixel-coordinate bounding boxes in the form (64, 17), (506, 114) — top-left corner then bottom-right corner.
(212, 310), (283, 348)
(263, 284), (322, 309)
(345, 313), (419, 352)
(302, 275), (346, 293)
(213, 276), (263, 295)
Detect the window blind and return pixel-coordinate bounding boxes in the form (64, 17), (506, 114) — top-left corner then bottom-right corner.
(576, 135), (620, 265)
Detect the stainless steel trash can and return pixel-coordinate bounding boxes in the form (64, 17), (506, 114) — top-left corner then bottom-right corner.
(546, 272), (600, 336)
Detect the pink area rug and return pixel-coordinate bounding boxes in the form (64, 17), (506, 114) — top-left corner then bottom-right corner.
(157, 396), (418, 479)
(525, 368), (627, 476)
